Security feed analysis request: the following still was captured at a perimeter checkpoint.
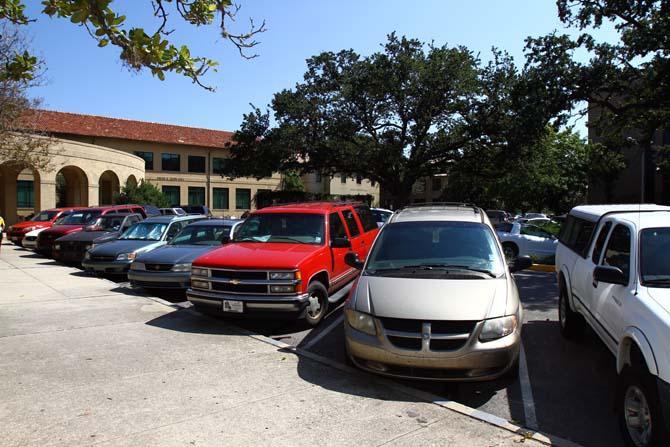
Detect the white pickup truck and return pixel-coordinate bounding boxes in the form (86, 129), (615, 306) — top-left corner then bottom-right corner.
(556, 204), (670, 447)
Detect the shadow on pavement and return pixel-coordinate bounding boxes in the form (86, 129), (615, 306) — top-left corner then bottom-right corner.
(522, 319), (622, 447)
(514, 272), (558, 313)
(145, 308), (249, 336)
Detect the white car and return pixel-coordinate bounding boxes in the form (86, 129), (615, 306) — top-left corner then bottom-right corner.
(556, 204), (670, 446)
(495, 222), (557, 262)
(22, 227), (47, 249)
(371, 208), (393, 228)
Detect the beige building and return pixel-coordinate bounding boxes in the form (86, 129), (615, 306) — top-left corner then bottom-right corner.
(301, 172), (380, 204)
(0, 110), (281, 225)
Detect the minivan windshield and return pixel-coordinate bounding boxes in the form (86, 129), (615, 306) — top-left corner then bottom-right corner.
(641, 228), (670, 286)
(119, 222), (167, 241)
(32, 210), (59, 222)
(365, 221), (505, 278)
(60, 210), (102, 225)
(235, 213), (325, 245)
(169, 224), (232, 245)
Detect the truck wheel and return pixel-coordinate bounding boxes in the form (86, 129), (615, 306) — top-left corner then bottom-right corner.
(558, 281), (583, 339)
(619, 366), (669, 447)
(502, 242), (518, 262)
(305, 281), (329, 326)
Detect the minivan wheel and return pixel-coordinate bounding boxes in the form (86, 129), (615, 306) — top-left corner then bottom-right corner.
(558, 282), (583, 339)
(502, 242), (518, 262)
(305, 281), (329, 326)
(619, 367), (669, 447)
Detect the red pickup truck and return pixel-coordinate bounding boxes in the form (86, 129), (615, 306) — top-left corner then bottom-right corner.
(6, 208), (82, 246)
(187, 202), (380, 325)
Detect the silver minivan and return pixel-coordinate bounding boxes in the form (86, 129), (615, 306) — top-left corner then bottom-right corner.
(343, 204), (532, 381)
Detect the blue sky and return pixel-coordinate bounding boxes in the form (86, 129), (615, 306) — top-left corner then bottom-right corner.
(24, 1), (617, 134)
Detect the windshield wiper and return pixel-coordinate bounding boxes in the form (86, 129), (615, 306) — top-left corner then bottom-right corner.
(268, 236), (306, 244)
(399, 264), (497, 277)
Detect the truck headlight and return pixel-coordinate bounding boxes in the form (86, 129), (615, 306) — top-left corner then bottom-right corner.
(172, 263), (192, 272)
(191, 267), (210, 277)
(269, 271), (297, 280)
(345, 309), (376, 336)
(116, 252), (136, 261)
(191, 279), (210, 290)
(479, 315), (518, 342)
(270, 285), (296, 293)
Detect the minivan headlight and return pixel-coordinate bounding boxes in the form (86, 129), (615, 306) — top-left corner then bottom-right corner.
(345, 309), (376, 336)
(480, 315), (518, 342)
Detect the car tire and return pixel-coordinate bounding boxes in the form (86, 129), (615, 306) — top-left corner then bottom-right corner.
(619, 366), (670, 447)
(558, 280), (584, 339)
(305, 281), (329, 327)
(502, 242), (518, 262)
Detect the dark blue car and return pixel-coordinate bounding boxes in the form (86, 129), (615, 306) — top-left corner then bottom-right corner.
(128, 219), (242, 290)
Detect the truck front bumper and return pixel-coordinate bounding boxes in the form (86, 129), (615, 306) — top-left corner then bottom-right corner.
(186, 289), (310, 317)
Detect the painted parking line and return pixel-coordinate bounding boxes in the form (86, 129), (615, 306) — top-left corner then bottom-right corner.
(301, 311), (344, 350)
(519, 342), (538, 430)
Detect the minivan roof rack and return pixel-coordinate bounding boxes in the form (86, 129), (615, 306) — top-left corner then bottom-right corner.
(402, 202), (480, 213)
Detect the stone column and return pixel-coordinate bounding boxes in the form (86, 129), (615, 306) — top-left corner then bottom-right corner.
(2, 170), (18, 225)
(39, 175), (56, 210)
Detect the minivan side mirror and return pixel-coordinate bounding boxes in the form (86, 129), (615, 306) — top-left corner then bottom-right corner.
(344, 251), (364, 270)
(331, 237), (351, 248)
(509, 255), (532, 273)
(593, 265), (627, 285)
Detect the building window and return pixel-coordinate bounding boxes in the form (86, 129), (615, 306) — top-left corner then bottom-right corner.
(134, 151), (154, 170)
(162, 185), (180, 206)
(161, 153), (180, 172)
(341, 174), (347, 184)
(188, 155), (206, 173)
(356, 175), (362, 184)
(212, 157), (227, 174)
(17, 180), (34, 207)
(235, 188), (251, 210)
(432, 177), (442, 192)
(315, 172), (322, 183)
(213, 188), (229, 209)
(188, 186), (205, 205)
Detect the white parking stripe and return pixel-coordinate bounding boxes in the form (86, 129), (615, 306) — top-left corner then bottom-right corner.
(519, 342), (538, 430)
(301, 313), (345, 350)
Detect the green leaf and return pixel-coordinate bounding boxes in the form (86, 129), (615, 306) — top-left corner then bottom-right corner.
(98, 39), (109, 47)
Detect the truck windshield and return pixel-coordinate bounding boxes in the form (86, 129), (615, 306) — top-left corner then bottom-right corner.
(640, 228), (670, 285)
(365, 221), (504, 278)
(235, 213), (325, 245)
(120, 222), (167, 241)
(60, 210), (102, 225)
(170, 225), (232, 245)
(32, 210), (59, 222)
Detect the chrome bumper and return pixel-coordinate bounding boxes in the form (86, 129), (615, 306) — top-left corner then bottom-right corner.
(187, 288), (310, 314)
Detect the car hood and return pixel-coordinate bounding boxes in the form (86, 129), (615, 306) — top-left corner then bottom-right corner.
(352, 276), (509, 321)
(10, 221), (52, 231)
(193, 242), (322, 269)
(57, 230), (119, 243)
(89, 239), (162, 256)
(41, 225), (84, 237)
(136, 245), (219, 264)
(646, 287), (670, 317)
(25, 228), (47, 237)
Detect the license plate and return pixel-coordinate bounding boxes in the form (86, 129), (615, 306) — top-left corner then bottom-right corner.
(222, 300), (243, 313)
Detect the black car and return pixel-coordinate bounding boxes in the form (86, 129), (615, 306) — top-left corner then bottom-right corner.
(52, 213), (144, 264)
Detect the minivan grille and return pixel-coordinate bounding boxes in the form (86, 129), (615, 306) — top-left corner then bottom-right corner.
(379, 317), (477, 352)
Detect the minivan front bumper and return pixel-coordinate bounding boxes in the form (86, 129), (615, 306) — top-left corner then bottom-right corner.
(344, 318), (521, 381)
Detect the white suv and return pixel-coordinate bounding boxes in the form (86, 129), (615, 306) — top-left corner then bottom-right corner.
(556, 204), (670, 447)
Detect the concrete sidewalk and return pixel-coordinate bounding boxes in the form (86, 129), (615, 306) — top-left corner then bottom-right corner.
(0, 241), (548, 447)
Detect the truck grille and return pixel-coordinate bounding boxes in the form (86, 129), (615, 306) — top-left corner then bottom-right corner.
(211, 282), (268, 294)
(379, 317), (477, 352)
(210, 269), (268, 280)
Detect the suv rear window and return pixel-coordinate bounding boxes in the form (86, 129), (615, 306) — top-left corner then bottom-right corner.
(559, 215), (595, 257)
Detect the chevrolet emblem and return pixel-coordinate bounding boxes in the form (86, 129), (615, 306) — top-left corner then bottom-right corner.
(230, 279), (241, 285)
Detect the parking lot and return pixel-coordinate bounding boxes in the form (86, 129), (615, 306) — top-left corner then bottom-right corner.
(112, 270), (620, 447)
(2, 241), (624, 447)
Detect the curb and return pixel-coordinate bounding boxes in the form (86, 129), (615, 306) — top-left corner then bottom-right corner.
(529, 264), (555, 273)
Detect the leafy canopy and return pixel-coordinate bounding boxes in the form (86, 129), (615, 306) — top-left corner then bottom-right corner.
(0, 0), (265, 90)
(115, 179), (170, 208)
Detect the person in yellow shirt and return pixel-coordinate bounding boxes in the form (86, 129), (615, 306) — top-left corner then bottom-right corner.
(0, 212), (4, 250)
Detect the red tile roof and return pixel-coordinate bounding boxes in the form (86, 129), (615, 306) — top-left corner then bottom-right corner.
(21, 110), (235, 149)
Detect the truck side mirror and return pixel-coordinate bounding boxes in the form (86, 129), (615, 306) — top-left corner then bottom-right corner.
(593, 265), (627, 285)
(344, 251), (364, 270)
(331, 237), (351, 248)
(509, 255), (532, 273)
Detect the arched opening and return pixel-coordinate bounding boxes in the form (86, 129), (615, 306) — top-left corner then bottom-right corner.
(55, 166), (88, 207)
(98, 170), (120, 205)
(127, 175), (138, 188)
